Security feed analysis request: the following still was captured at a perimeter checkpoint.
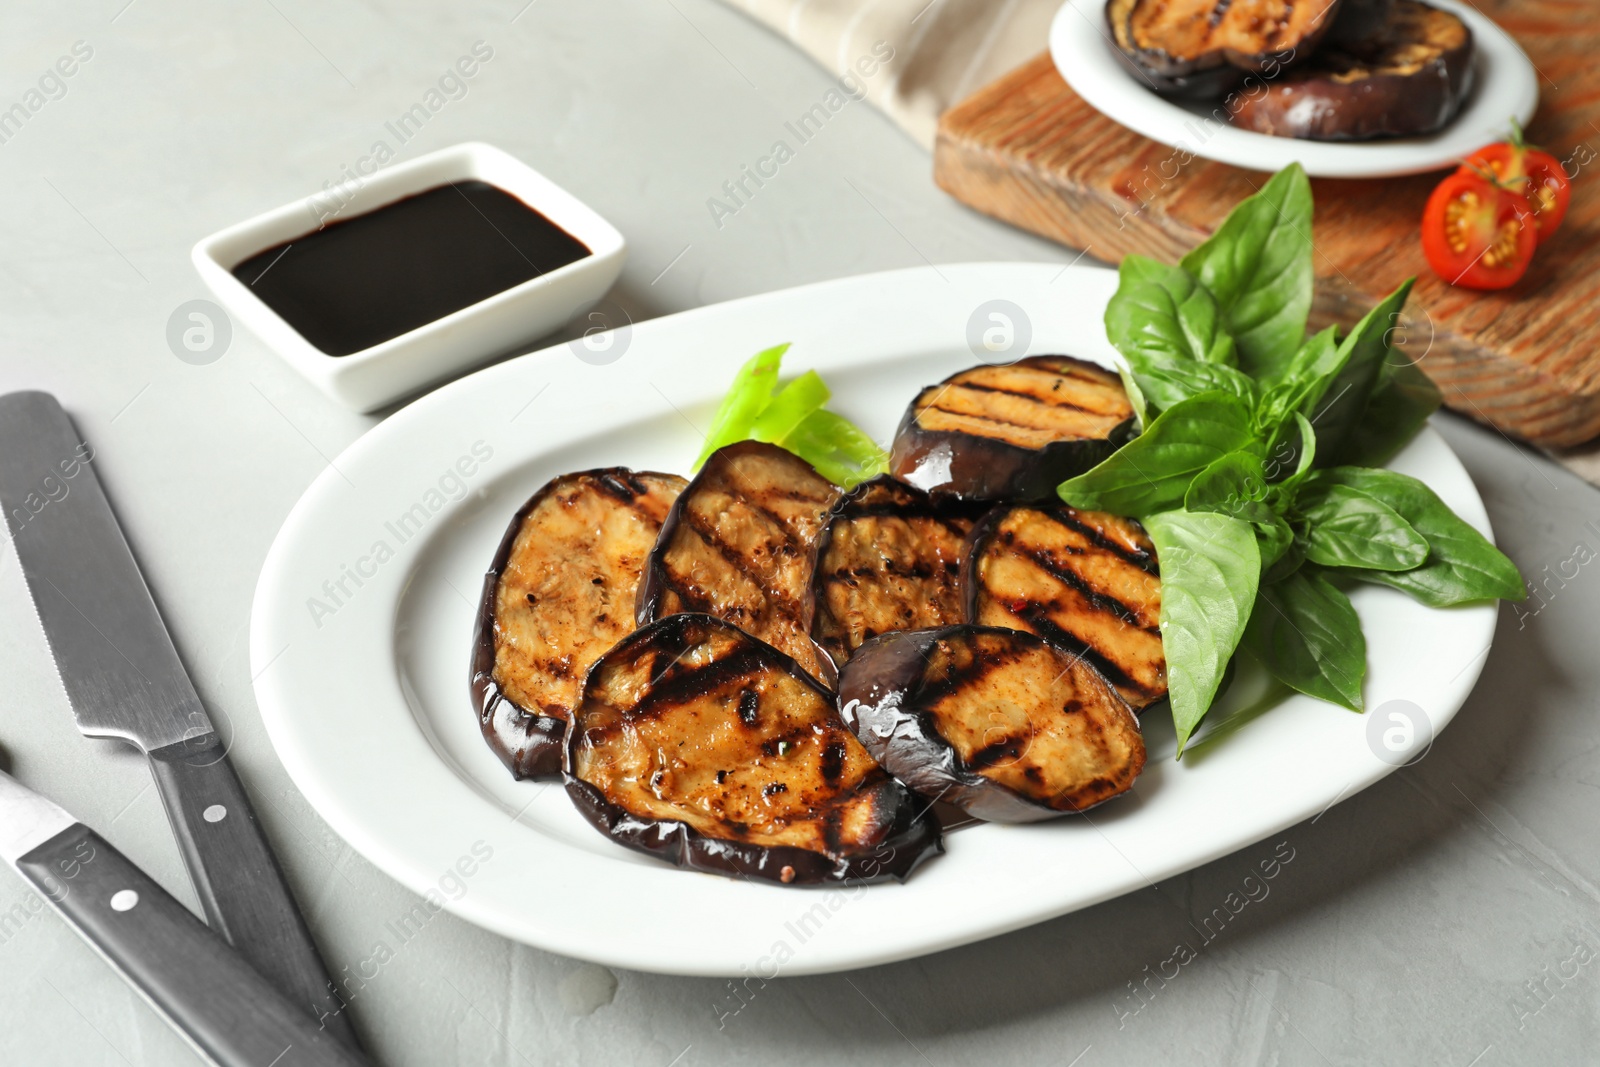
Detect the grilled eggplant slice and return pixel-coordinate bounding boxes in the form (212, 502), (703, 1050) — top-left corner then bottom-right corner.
(1114, 0), (1343, 92)
(1106, 0), (1246, 98)
(890, 356), (1136, 503)
(638, 440), (840, 685)
(965, 504), (1167, 710)
(566, 613), (942, 884)
(838, 626), (1145, 823)
(811, 476), (980, 668)
(1229, 0), (1474, 141)
(471, 468), (686, 779)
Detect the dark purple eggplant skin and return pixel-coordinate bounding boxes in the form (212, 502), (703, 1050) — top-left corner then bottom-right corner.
(1229, 0), (1475, 141)
(565, 614), (942, 886)
(838, 628), (1045, 824)
(889, 356), (1137, 505)
(838, 626), (1143, 824)
(471, 485), (565, 780)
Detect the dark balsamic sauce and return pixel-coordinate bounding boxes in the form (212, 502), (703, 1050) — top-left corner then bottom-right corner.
(233, 180), (591, 356)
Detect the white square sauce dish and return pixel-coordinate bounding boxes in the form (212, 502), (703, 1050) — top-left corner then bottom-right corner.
(192, 141), (625, 412)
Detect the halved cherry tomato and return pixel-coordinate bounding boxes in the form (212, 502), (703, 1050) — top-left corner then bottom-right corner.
(1463, 124), (1571, 244)
(1421, 169), (1538, 291)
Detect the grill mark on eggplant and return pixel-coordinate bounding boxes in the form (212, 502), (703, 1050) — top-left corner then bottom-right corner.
(836, 626), (1145, 821)
(1051, 511), (1160, 575)
(568, 614), (941, 885)
(810, 475), (973, 667)
(962, 734), (1034, 773)
(627, 644), (775, 718)
(1014, 546), (1158, 633)
(967, 504), (1166, 709)
(918, 407), (1123, 450)
(1009, 606), (1147, 697)
(640, 441), (838, 684)
(595, 470), (650, 501)
(890, 356), (1136, 502)
(675, 507), (807, 622)
(911, 640), (1038, 711)
(927, 381), (1129, 426)
(941, 380), (1097, 415)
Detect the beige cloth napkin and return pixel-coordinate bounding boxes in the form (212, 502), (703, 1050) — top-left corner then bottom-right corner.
(718, 0), (1057, 149)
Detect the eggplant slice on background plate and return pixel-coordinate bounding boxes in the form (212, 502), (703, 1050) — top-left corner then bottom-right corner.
(1228, 0), (1475, 140)
(811, 476), (981, 668)
(637, 440), (840, 685)
(471, 468), (686, 778)
(566, 613), (943, 885)
(965, 503), (1167, 711)
(890, 356), (1136, 503)
(838, 626), (1146, 823)
(1109, 0), (1344, 98)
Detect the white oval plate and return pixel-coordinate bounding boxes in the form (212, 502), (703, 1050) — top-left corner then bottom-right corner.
(1050, 0), (1538, 178)
(251, 263), (1497, 977)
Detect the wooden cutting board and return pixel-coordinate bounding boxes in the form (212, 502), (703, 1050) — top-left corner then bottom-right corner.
(932, 1), (1600, 450)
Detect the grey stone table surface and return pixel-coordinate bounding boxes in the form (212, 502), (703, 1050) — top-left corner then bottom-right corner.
(1, 1), (1597, 1065)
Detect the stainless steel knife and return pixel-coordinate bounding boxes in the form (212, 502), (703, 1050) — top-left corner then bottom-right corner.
(0, 768), (367, 1067)
(0, 391), (358, 1048)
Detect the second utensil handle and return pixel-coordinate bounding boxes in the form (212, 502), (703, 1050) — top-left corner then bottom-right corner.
(149, 735), (360, 1049)
(16, 823), (367, 1067)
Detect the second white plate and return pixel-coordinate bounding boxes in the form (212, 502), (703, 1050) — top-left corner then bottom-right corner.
(250, 263), (1498, 976)
(1050, 0), (1539, 178)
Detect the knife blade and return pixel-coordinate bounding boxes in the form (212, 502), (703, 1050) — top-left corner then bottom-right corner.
(0, 391), (358, 1048)
(0, 768), (367, 1067)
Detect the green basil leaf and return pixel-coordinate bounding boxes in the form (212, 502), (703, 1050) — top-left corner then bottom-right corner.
(1297, 480), (1430, 572)
(779, 408), (888, 489)
(1105, 256), (1249, 416)
(1128, 360), (1258, 416)
(1185, 450), (1275, 525)
(1254, 514), (1297, 572)
(1243, 569), (1366, 711)
(1307, 280), (1414, 466)
(1180, 164), (1314, 379)
(1263, 539), (1306, 583)
(750, 370), (830, 443)
(1286, 412), (1318, 485)
(1257, 326), (1341, 429)
(1142, 510), (1261, 755)
(693, 343), (788, 469)
(1315, 467), (1524, 604)
(1058, 392), (1255, 515)
(1105, 256), (1235, 365)
(1334, 352), (1442, 468)
(1258, 412), (1317, 495)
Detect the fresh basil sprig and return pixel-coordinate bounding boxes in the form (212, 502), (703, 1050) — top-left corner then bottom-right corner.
(1064, 163), (1523, 756)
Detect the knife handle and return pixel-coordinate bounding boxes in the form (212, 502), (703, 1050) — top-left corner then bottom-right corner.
(16, 822), (368, 1067)
(149, 735), (360, 1050)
